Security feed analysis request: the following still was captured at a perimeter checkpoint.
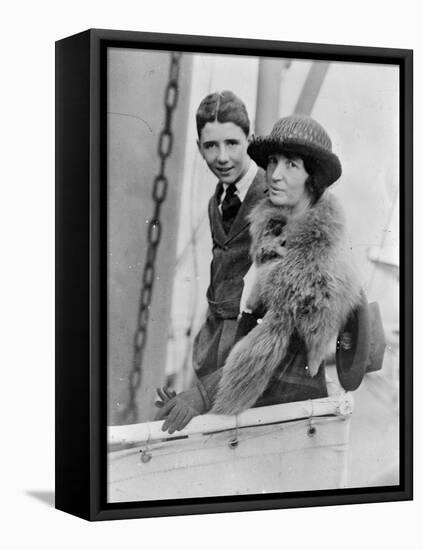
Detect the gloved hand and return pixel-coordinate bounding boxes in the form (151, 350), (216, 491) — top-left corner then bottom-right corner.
(154, 387), (176, 407)
(154, 385), (207, 434)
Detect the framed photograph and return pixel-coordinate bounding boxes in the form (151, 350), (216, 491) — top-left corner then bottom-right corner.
(55, 29), (413, 521)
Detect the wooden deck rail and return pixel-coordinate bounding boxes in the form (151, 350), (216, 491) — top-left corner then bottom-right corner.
(108, 391), (353, 447)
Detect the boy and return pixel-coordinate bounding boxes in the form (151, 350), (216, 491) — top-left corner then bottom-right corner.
(155, 90), (266, 430)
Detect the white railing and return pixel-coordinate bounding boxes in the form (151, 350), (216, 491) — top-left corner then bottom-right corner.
(108, 391), (353, 447)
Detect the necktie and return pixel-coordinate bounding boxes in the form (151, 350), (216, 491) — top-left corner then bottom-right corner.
(221, 183), (241, 233)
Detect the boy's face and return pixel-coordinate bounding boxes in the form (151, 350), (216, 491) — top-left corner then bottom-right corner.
(197, 121), (250, 185)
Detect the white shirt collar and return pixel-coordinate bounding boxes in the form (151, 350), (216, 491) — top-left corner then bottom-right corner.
(221, 160), (258, 204)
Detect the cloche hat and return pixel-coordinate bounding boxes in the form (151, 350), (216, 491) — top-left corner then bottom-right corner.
(247, 115), (342, 188)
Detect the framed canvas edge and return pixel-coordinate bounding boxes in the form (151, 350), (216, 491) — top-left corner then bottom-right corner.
(55, 28), (413, 522)
(55, 29), (93, 521)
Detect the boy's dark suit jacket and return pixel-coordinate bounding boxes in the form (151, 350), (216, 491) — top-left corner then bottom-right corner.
(192, 169), (267, 378)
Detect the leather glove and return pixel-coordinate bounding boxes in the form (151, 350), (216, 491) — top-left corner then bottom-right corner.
(154, 387), (176, 406)
(154, 385), (207, 434)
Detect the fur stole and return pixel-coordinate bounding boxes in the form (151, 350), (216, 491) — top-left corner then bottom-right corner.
(211, 192), (361, 415)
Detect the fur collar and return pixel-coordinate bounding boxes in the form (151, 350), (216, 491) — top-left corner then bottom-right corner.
(248, 192), (346, 264)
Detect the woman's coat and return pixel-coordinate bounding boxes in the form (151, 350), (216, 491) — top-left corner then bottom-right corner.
(211, 192), (362, 415)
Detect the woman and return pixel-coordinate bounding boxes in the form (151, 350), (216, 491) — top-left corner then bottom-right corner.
(156, 115), (363, 430)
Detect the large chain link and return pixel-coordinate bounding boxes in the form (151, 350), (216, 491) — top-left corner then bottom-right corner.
(123, 52), (182, 423)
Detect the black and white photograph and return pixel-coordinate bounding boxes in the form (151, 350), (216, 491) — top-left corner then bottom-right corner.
(106, 44), (402, 503)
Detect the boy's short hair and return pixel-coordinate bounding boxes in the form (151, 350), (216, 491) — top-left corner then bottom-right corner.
(196, 90), (250, 138)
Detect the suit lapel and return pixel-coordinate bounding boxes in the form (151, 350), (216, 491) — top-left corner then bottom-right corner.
(225, 170), (267, 243)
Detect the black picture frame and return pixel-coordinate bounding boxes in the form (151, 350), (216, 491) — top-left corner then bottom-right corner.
(55, 28), (413, 521)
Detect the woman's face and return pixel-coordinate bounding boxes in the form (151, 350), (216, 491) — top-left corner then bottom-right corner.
(266, 153), (310, 208)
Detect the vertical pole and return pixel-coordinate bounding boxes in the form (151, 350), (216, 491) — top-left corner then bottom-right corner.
(255, 58), (291, 135)
(294, 61), (330, 115)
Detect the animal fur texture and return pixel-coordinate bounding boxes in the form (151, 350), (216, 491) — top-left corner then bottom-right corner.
(211, 192), (362, 415)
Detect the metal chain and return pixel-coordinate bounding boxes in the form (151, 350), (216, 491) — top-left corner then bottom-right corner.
(123, 52), (182, 423)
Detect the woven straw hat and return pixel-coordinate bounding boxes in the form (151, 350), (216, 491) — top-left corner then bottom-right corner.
(247, 115), (342, 188)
